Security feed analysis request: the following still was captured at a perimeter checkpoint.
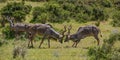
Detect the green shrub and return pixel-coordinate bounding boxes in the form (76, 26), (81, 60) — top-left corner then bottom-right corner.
(32, 6), (46, 19)
(31, 2), (70, 23)
(101, 0), (112, 7)
(30, 6), (47, 23)
(107, 51), (120, 60)
(0, 0), (7, 2)
(88, 31), (120, 60)
(75, 12), (90, 23)
(111, 11), (120, 27)
(33, 12), (50, 23)
(45, 2), (65, 23)
(2, 26), (27, 39)
(113, 0), (120, 10)
(2, 26), (15, 39)
(62, 2), (75, 12)
(30, 0), (110, 23)
(1, 2), (32, 22)
(0, 40), (8, 47)
(92, 7), (108, 21)
(27, 0), (48, 2)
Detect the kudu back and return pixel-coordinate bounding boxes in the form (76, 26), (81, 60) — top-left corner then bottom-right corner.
(64, 25), (102, 47)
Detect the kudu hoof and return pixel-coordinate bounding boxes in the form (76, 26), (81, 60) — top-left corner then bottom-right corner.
(31, 46), (34, 48)
(28, 46), (34, 48)
(72, 46), (77, 48)
(39, 46), (41, 48)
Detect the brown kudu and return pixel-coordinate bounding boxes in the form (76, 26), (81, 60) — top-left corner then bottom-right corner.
(26, 24), (67, 48)
(6, 16), (29, 39)
(64, 25), (102, 47)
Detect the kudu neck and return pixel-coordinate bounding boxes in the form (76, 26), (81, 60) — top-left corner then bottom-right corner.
(8, 20), (14, 28)
(69, 33), (77, 40)
(49, 28), (61, 39)
(50, 28), (63, 43)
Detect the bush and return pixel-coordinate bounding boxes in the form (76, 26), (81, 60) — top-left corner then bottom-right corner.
(0, 0), (7, 2)
(2, 26), (27, 39)
(31, 1), (70, 23)
(111, 11), (120, 27)
(113, 0), (120, 10)
(45, 2), (65, 23)
(107, 51), (120, 60)
(1, 2), (32, 22)
(30, 6), (47, 23)
(88, 31), (120, 60)
(32, 12), (50, 23)
(92, 7), (108, 21)
(0, 40), (8, 47)
(30, 0), (110, 23)
(32, 6), (46, 19)
(101, 0), (112, 7)
(75, 12), (90, 23)
(2, 26), (15, 39)
(27, 0), (48, 2)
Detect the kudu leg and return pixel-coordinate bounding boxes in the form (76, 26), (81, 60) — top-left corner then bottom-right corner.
(75, 42), (78, 48)
(72, 42), (76, 47)
(39, 34), (46, 48)
(28, 40), (30, 47)
(15, 32), (20, 40)
(27, 33), (31, 47)
(15, 31), (23, 40)
(94, 35), (100, 46)
(48, 37), (51, 48)
(28, 33), (35, 48)
(30, 38), (34, 48)
(75, 40), (81, 48)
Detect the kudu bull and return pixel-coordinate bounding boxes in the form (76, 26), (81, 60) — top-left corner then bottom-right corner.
(26, 24), (67, 48)
(6, 16), (29, 39)
(64, 25), (102, 47)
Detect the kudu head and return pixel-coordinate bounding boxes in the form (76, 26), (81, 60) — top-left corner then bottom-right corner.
(6, 16), (13, 22)
(6, 16), (14, 27)
(58, 25), (67, 43)
(64, 25), (72, 42)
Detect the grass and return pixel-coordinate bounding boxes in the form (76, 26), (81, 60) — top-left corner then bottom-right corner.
(0, 40), (88, 60)
(0, 1), (120, 60)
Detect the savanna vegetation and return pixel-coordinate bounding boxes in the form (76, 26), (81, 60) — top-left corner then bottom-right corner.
(0, 0), (120, 60)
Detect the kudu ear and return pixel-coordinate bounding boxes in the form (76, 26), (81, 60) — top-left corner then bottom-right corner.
(11, 17), (15, 20)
